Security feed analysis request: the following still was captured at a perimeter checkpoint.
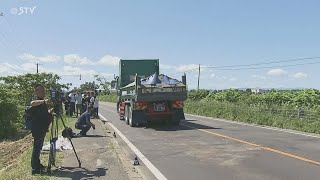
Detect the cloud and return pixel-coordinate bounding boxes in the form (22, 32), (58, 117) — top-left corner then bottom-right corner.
(160, 63), (204, 73)
(160, 64), (175, 69)
(229, 77), (237, 81)
(97, 55), (120, 66)
(19, 53), (61, 62)
(210, 73), (216, 78)
(267, 68), (288, 76)
(64, 54), (94, 65)
(293, 72), (308, 79)
(252, 75), (267, 80)
(176, 64), (199, 72)
(63, 66), (97, 76)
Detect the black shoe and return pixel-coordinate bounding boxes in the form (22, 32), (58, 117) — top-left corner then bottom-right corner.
(32, 168), (46, 175)
(40, 164), (46, 170)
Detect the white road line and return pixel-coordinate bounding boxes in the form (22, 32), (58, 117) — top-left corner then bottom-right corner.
(186, 114), (320, 139)
(98, 113), (168, 180)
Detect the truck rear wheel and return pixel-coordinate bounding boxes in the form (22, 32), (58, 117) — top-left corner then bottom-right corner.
(125, 105), (129, 125)
(129, 106), (136, 127)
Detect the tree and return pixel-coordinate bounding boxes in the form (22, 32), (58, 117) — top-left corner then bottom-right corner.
(0, 73), (71, 105)
(94, 74), (111, 94)
(78, 81), (99, 93)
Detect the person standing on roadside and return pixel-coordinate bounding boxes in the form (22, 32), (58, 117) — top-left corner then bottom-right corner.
(68, 92), (76, 117)
(93, 95), (99, 118)
(29, 84), (53, 175)
(81, 93), (87, 114)
(75, 92), (82, 117)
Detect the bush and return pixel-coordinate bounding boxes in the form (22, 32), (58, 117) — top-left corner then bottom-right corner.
(188, 89), (210, 101)
(0, 84), (24, 139)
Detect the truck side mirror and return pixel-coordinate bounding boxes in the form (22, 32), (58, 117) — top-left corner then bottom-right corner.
(136, 76), (141, 86)
(182, 74), (187, 85)
(111, 80), (116, 89)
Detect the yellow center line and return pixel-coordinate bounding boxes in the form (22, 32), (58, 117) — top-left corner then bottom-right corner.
(181, 123), (320, 166)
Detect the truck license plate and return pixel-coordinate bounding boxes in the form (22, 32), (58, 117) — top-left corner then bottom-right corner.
(154, 103), (165, 112)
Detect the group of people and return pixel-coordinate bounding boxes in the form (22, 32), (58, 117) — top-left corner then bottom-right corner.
(28, 85), (99, 175)
(64, 91), (99, 119)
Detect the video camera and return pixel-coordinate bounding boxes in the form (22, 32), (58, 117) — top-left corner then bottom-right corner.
(50, 89), (62, 114)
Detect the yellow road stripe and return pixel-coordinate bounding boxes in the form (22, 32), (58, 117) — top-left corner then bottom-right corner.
(181, 124), (320, 166)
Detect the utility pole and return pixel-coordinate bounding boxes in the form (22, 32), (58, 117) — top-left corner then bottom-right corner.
(36, 63), (42, 73)
(197, 64), (200, 90)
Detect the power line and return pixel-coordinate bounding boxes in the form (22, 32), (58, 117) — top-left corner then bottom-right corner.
(204, 56), (320, 69)
(0, 13), (28, 71)
(205, 61), (320, 71)
(3, 15), (25, 48)
(0, 63), (23, 74)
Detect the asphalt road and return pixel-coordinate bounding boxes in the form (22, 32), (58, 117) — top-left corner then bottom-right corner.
(99, 102), (320, 180)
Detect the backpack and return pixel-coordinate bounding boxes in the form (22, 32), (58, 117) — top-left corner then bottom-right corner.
(24, 106), (33, 130)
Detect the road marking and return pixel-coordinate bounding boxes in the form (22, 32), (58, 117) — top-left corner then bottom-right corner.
(101, 102), (320, 139)
(186, 114), (320, 139)
(181, 123), (320, 166)
(98, 113), (168, 180)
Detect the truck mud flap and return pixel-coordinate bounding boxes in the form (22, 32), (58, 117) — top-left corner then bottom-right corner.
(132, 110), (147, 126)
(171, 108), (185, 125)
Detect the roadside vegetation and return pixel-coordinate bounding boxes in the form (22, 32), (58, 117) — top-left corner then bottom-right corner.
(99, 93), (117, 103)
(185, 89), (320, 134)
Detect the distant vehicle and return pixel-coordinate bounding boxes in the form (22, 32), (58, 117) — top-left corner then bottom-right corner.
(112, 59), (187, 127)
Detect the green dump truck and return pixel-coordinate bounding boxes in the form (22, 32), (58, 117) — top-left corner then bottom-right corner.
(113, 59), (187, 127)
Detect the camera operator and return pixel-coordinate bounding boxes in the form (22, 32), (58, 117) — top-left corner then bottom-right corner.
(75, 105), (96, 136)
(29, 84), (53, 175)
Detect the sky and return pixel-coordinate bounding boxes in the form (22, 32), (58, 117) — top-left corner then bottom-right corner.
(0, 0), (320, 89)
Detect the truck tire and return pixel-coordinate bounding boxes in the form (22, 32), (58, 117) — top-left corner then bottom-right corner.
(125, 105), (129, 125)
(129, 106), (136, 127)
(172, 109), (185, 125)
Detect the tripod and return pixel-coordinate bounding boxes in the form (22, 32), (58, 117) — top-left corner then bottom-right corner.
(47, 111), (82, 174)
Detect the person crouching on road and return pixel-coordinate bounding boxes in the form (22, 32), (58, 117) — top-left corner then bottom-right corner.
(75, 105), (96, 136)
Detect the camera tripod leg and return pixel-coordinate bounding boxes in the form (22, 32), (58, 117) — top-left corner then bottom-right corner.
(57, 113), (82, 168)
(68, 137), (82, 167)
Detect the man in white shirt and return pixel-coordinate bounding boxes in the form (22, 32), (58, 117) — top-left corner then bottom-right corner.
(93, 96), (99, 118)
(68, 92), (76, 117)
(75, 92), (82, 117)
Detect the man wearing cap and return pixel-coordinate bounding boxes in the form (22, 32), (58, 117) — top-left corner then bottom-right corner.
(75, 105), (96, 136)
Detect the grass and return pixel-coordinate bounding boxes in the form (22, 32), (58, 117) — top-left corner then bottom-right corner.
(99, 94), (117, 103)
(184, 100), (320, 134)
(0, 114), (75, 180)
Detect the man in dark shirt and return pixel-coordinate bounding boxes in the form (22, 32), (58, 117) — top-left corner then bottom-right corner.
(75, 105), (95, 136)
(29, 84), (53, 175)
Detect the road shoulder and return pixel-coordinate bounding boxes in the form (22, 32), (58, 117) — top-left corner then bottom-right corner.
(54, 117), (141, 180)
